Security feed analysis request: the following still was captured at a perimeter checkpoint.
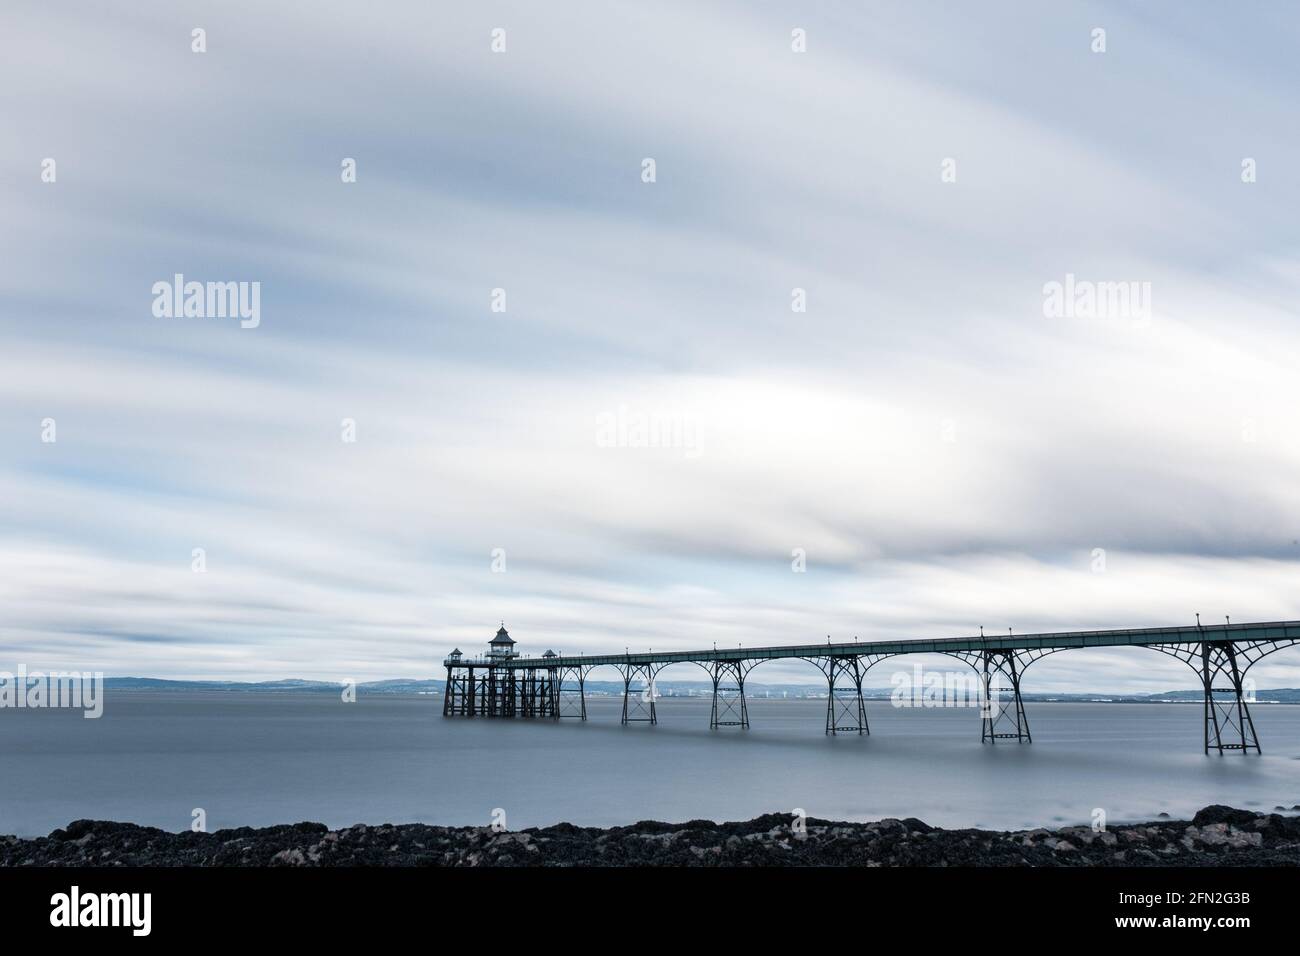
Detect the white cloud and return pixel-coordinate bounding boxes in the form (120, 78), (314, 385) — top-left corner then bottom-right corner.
(3, 2), (1300, 690)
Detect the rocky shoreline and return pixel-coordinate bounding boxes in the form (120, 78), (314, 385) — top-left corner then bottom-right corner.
(3, 805), (1298, 866)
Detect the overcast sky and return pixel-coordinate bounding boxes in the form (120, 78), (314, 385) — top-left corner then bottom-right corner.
(3, 1), (1300, 691)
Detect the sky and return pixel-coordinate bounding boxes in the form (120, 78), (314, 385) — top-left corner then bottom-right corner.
(3, 1), (1300, 691)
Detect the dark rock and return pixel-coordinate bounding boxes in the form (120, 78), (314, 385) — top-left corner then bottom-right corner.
(1193, 805), (1259, 827)
(2, 807), (1296, 867)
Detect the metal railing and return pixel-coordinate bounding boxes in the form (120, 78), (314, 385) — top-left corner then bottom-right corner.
(440, 620), (1300, 671)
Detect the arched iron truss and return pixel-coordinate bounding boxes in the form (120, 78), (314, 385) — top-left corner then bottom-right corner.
(1149, 636), (1300, 753)
(616, 659), (665, 725)
(941, 647), (1067, 744)
(690, 658), (761, 729)
(553, 664), (588, 721)
(801, 654), (897, 735)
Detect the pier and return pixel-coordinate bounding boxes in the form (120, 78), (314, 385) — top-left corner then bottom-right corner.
(441, 620), (1300, 753)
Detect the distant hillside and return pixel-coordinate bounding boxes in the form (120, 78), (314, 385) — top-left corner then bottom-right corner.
(1132, 687), (1300, 704)
(103, 677), (440, 694)
(99, 677), (1300, 702)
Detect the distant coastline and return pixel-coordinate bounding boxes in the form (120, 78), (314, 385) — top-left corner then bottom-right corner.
(97, 677), (1300, 704)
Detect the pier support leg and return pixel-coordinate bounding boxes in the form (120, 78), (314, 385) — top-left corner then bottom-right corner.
(1200, 641), (1260, 754)
(486, 668), (518, 718)
(443, 665), (476, 717)
(522, 669), (542, 718)
(807, 653), (892, 736)
(824, 657), (867, 735)
(979, 650), (1030, 743)
(620, 663), (659, 725)
(1152, 636), (1291, 753)
(538, 667), (556, 718)
(556, 666), (587, 720)
(944, 646), (1061, 744)
(709, 660), (750, 729)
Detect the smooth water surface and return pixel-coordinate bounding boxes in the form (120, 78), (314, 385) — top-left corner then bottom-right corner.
(3, 692), (1299, 836)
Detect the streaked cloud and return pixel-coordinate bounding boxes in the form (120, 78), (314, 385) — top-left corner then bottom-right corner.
(3, 1), (1300, 689)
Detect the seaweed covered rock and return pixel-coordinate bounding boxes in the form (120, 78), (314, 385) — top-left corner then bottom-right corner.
(2, 807), (1297, 867)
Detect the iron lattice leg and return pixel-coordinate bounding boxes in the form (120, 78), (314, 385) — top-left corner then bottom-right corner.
(526, 669), (542, 718)
(486, 669), (517, 718)
(709, 661), (749, 729)
(538, 668), (556, 718)
(981, 651), (1030, 744)
(825, 658), (867, 736)
(621, 664), (658, 725)
(556, 667), (587, 720)
(442, 666), (454, 716)
(1201, 641), (1260, 754)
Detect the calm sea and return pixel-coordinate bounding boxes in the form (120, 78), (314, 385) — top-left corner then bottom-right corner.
(3, 691), (1298, 837)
